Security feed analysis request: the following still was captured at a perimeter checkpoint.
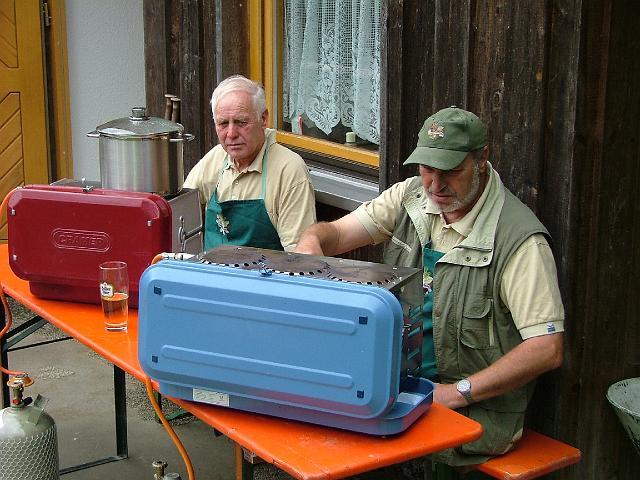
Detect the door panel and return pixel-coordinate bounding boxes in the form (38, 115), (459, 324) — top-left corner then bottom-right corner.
(0, 0), (49, 242)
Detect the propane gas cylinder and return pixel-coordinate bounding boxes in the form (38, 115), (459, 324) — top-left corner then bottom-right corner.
(0, 379), (59, 480)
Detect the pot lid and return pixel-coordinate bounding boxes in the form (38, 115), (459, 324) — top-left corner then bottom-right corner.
(95, 107), (184, 138)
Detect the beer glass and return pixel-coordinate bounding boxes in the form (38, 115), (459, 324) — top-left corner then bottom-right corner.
(99, 261), (129, 331)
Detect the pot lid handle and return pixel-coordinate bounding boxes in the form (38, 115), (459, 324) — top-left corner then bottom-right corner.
(169, 133), (195, 143)
(129, 107), (149, 121)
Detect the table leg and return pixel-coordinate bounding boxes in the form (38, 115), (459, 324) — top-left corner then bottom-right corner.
(59, 365), (129, 474)
(0, 303), (8, 408)
(114, 365), (129, 458)
(235, 443), (255, 480)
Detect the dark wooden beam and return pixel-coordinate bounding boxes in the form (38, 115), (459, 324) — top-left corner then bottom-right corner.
(178, 0), (203, 172)
(379, 0), (404, 190)
(143, 0), (168, 118)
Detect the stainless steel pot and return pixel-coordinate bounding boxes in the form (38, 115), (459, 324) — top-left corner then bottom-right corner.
(87, 107), (194, 196)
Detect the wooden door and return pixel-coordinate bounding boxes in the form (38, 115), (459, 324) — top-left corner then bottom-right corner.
(0, 0), (49, 242)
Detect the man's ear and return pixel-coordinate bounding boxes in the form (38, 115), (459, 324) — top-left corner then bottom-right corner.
(479, 146), (490, 171)
(261, 109), (269, 128)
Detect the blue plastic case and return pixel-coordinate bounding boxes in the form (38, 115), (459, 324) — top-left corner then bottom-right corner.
(138, 259), (433, 435)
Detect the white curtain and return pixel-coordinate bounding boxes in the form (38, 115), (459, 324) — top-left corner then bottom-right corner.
(283, 0), (381, 145)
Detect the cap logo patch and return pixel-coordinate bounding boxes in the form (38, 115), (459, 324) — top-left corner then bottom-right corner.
(427, 123), (445, 140)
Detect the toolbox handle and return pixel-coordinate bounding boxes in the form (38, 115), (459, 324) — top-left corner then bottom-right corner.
(86, 130), (100, 138)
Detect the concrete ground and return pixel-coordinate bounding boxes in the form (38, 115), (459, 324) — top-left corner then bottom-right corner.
(4, 298), (423, 480)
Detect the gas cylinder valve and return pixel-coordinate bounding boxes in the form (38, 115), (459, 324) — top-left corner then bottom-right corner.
(152, 460), (182, 479)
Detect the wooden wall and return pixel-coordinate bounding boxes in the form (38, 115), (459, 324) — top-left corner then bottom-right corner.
(144, 1), (640, 478)
(382, 2), (640, 479)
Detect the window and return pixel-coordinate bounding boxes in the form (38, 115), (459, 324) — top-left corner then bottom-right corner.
(249, 0), (381, 169)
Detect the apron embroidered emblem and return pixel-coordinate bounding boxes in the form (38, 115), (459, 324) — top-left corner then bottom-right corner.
(216, 213), (230, 236)
(422, 268), (434, 294)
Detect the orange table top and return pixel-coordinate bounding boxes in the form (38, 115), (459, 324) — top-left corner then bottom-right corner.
(0, 244), (482, 479)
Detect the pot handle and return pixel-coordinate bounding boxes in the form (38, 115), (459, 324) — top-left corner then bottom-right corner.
(169, 133), (195, 143)
(86, 131), (100, 138)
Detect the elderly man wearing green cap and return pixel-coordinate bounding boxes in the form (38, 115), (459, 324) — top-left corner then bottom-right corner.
(295, 107), (564, 466)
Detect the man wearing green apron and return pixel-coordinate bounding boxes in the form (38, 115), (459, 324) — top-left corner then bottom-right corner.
(184, 75), (316, 251)
(295, 107), (565, 466)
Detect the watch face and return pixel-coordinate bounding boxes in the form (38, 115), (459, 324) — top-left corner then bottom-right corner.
(458, 379), (471, 392)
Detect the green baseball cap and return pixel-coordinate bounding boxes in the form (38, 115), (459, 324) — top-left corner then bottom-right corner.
(403, 107), (487, 170)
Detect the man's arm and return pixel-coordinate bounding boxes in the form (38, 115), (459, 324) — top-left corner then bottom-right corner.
(295, 213), (374, 256)
(434, 332), (563, 409)
(276, 179), (317, 251)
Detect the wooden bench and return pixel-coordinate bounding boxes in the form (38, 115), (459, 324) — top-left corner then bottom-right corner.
(473, 428), (582, 479)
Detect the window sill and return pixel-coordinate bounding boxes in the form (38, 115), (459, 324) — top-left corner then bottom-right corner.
(308, 166), (379, 212)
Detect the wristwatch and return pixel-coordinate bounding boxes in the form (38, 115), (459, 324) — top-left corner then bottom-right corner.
(456, 378), (474, 404)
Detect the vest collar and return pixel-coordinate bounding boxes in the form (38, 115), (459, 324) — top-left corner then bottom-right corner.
(439, 165), (505, 267)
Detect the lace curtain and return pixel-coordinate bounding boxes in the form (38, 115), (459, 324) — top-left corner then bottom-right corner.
(283, 0), (381, 145)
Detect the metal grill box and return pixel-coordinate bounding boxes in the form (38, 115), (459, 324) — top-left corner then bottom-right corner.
(138, 246), (433, 435)
(6, 185), (177, 307)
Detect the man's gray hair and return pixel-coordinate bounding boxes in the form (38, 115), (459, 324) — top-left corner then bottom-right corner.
(210, 75), (267, 121)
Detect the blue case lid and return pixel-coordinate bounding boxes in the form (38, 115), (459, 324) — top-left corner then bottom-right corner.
(138, 259), (404, 419)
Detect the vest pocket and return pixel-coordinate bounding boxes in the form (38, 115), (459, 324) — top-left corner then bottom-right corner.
(459, 405), (524, 456)
(459, 297), (495, 350)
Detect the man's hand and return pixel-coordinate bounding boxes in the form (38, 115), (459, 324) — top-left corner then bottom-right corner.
(294, 214), (374, 256)
(433, 382), (468, 410)
(294, 229), (327, 256)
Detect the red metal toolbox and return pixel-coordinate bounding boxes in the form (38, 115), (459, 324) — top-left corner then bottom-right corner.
(6, 185), (173, 307)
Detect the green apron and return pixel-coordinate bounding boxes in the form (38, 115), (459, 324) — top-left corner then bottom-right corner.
(204, 149), (283, 251)
(420, 241), (444, 381)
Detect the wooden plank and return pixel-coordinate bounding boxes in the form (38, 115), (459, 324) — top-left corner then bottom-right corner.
(380, 0), (436, 190)
(431, 0), (471, 109)
(201, 0), (217, 154)
(179, 0), (202, 172)
(402, 0), (437, 185)
(143, 0), (168, 118)
(378, 0), (402, 190)
(0, 128), (22, 170)
(218, 0), (249, 79)
(0, 92), (19, 127)
(469, 0), (507, 172)
(587, 3), (640, 478)
(46, 0), (74, 181)
(496, 2), (547, 211)
(0, 106), (20, 153)
(549, 1), (608, 478)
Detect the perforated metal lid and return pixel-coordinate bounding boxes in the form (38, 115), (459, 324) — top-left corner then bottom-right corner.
(198, 245), (412, 287)
(95, 107), (184, 138)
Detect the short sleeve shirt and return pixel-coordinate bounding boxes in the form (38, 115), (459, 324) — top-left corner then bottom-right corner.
(183, 128), (317, 251)
(352, 169), (564, 339)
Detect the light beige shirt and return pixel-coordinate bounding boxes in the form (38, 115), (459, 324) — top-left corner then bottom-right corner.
(183, 129), (317, 251)
(353, 167), (564, 339)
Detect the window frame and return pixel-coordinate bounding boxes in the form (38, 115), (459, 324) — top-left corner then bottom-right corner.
(248, 0), (381, 170)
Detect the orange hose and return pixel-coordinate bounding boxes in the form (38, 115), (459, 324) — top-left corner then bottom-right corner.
(0, 288), (25, 376)
(1, 187), (26, 377)
(145, 252), (196, 479)
(145, 376), (196, 480)
(151, 253), (165, 265)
